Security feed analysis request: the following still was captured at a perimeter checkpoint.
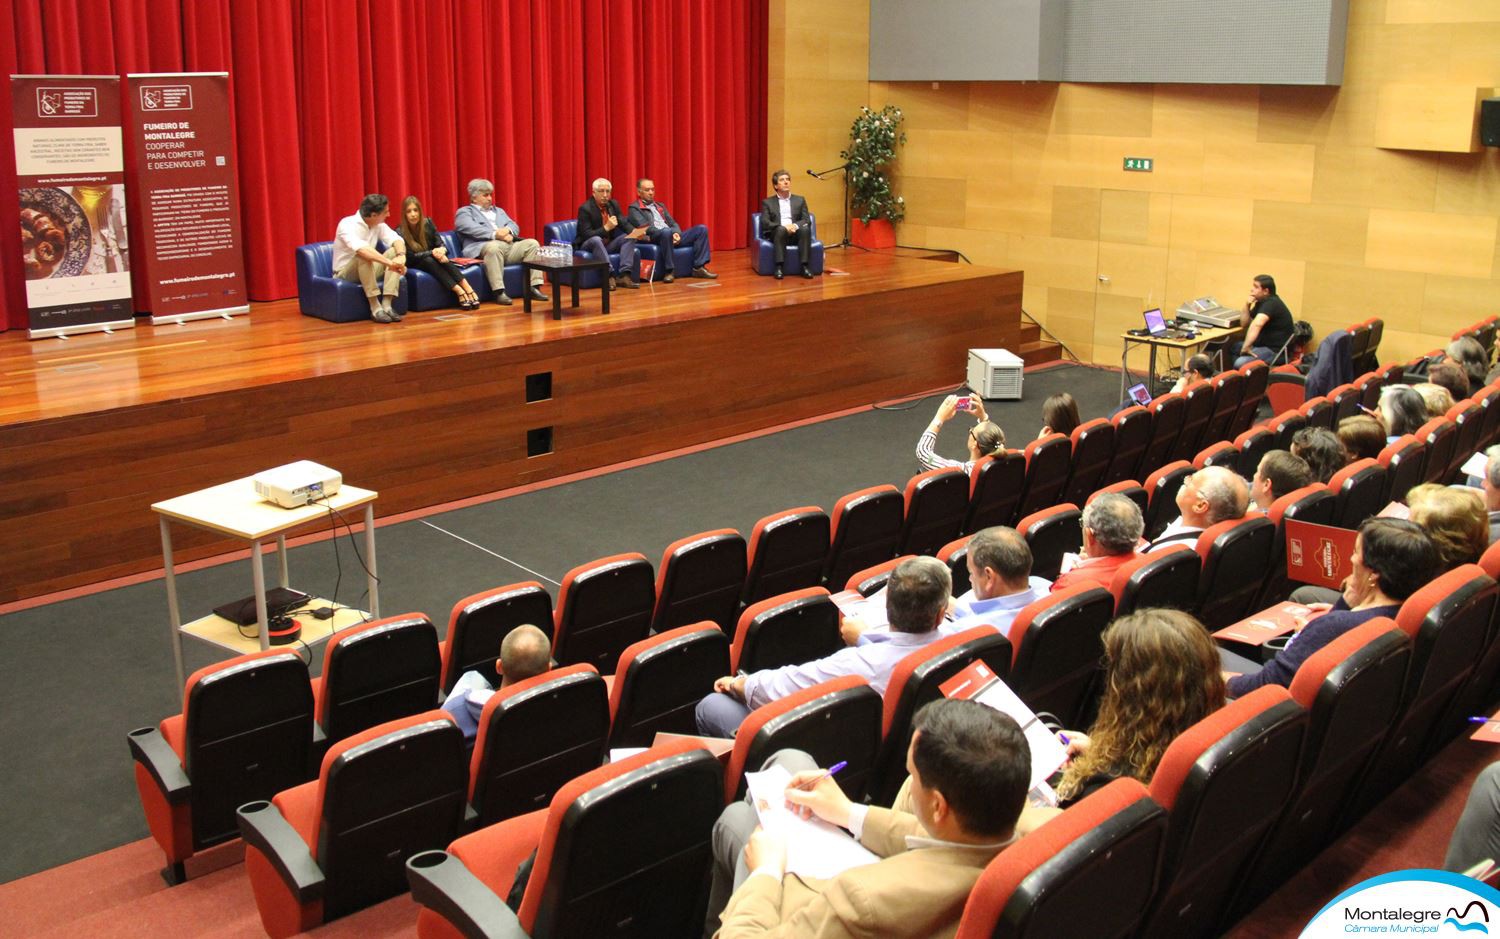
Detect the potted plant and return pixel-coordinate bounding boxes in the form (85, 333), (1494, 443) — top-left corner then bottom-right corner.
(842, 104), (905, 249)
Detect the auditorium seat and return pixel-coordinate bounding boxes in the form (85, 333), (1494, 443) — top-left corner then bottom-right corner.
(1194, 516), (1276, 629)
(1086, 479), (1150, 520)
(1139, 686), (1306, 939)
(843, 555), (916, 596)
(1360, 319), (1385, 374)
(405, 231), (507, 310)
(651, 528), (747, 633)
(295, 240), (410, 323)
(552, 553), (655, 674)
(1377, 434), (1425, 505)
(742, 506), (830, 605)
(954, 778), (1167, 939)
(1142, 460), (1193, 541)
(824, 484), (904, 591)
(237, 712), (467, 938)
(1326, 458), (1386, 530)
(1264, 363), (1307, 416)
(1327, 382), (1361, 426)
(441, 582), (554, 694)
(311, 614), (442, 751)
(723, 674), (881, 802)
(730, 587), (843, 674)
(1232, 425), (1275, 481)
(128, 650), (315, 884)
(1298, 394), (1335, 431)
(1255, 485), (1338, 609)
(938, 535), (973, 598)
(869, 626), (1013, 807)
(1139, 393), (1186, 479)
(1267, 409), (1307, 452)
(1170, 380), (1217, 463)
(1203, 369), (1245, 445)
(1061, 418), (1114, 507)
(406, 739), (721, 939)
(1377, 360), (1406, 387)
(1232, 619), (1411, 916)
(1015, 504), (1082, 582)
(1103, 405), (1152, 486)
(1346, 323), (1372, 377)
(897, 467), (971, 557)
(1192, 440), (1238, 470)
(1110, 545), (1201, 618)
(1417, 417), (1458, 484)
(1353, 370), (1385, 413)
(965, 450), (1028, 533)
(467, 665), (610, 828)
(608, 623), (729, 748)
(748, 211), (825, 276)
(1008, 584), (1113, 728)
(1445, 401), (1484, 481)
(1474, 381), (1500, 452)
(1231, 360), (1272, 437)
(1014, 434), (1072, 521)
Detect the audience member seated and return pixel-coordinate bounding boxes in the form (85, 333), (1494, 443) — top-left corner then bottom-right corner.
(1140, 465), (1249, 553)
(846, 527), (1050, 647)
(1379, 385), (1428, 443)
(1233, 273), (1296, 367)
(703, 699), (1029, 939)
(1407, 483), (1488, 570)
(1413, 382), (1456, 420)
(1171, 354), (1216, 394)
(1445, 762), (1500, 873)
(916, 394), (1005, 474)
(1037, 392), (1081, 439)
(1290, 426), (1346, 484)
(1250, 450), (1313, 512)
(1221, 518), (1438, 697)
(397, 195), (480, 310)
(1428, 361), (1472, 404)
(439, 624), (551, 741)
(1337, 414), (1387, 463)
(1051, 609), (1226, 808)
(1051, 493), (1145, 592)
(695, 557), (950, 737)
(1446, 336), (1491, 396)
(1484, 447), (1500, 543)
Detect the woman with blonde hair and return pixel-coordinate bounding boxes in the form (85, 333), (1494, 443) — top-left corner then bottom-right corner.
(398, 195), (481, 310)
(1407, 483), (1488, 571)
(916, 393), (1005, 474)
(1054, 608), (1226, 804)
(1413, 382), (1455, 419)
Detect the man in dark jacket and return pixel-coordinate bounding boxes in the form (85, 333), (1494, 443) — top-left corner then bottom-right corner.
(759, 168), (815, 280)
(624, 178), (715, 283)
(575, 178), (646, 289)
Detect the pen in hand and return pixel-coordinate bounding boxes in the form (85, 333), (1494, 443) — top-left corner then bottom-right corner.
(796, 760), (848, 790)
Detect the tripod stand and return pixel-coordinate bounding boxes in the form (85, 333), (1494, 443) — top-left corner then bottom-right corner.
(806, 162), (862, 250)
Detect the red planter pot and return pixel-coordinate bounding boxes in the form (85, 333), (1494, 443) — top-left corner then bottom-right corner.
(851, 217), (896, 249)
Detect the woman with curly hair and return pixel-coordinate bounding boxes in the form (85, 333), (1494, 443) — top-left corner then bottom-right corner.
(1053, 608), (1226, 805)
(1407, 483), (1488, 571)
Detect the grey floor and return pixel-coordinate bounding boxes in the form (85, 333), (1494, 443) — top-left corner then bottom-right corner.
(0, 362), (1126, 884)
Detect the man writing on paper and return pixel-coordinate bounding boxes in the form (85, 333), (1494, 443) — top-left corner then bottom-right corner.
(704, 699), (1030, 938)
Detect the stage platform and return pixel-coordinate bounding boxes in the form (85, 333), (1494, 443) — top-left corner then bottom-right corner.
(0, 249), (1037, 604)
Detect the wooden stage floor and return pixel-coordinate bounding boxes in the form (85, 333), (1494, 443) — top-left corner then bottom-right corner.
(0, 249), (1028, 603)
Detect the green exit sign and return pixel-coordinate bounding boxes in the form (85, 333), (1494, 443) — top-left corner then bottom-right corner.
(1124, 157), (1154, 172)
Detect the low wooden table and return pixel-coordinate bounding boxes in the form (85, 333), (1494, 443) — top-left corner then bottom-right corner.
(520, 256), (612, 321)
(152, 478), (380, 689)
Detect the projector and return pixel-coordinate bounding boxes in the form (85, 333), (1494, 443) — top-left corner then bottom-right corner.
(253, 460), (342, 508)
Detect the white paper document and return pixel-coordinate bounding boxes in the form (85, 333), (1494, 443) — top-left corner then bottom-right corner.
(743, 766), (880, 880)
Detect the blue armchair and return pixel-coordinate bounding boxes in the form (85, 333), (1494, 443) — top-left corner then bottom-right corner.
(405, 232), (526, 311)
(542, 220), (614, 289)
(295, 241), (409, 323)
(750, 212), (824, 276)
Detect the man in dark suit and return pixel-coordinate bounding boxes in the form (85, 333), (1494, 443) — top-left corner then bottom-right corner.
(759, 168), (815, 280)
(624, 178), (715, 282)
(574, 178), (646, 289)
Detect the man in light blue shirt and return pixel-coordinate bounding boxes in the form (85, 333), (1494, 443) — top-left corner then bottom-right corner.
(694, 557), (951, 737)
(439, 623), (552, 743)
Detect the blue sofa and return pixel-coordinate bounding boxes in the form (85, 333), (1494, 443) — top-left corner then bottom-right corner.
(541, 219), (696, 287)
(750, 212), (824, 276)
(295, 240), (410, 323)
(405, 231), (526, 311)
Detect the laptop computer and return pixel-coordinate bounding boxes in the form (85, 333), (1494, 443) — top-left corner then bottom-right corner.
(1143, 308), (1190, 339)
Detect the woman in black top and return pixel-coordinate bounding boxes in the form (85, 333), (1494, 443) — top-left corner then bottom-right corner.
(398, 196), (480, 310)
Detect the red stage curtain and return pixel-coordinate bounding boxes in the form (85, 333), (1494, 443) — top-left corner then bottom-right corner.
(0, 0), (767, 331)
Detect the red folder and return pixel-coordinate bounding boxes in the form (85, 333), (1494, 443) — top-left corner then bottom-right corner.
(1212, 601), (1314, 645)
(1283, 518), (1358, 590)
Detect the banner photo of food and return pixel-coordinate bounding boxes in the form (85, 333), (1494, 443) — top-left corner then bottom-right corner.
(124, 73), (248, 325)
(11, 75), (134, 339)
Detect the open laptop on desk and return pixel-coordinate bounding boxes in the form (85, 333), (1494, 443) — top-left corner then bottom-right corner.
(1143, 307), (1193, 340)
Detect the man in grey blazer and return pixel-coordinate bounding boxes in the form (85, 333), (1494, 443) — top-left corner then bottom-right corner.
(759, 168), (814, 280)
(453, 178), (546, 305)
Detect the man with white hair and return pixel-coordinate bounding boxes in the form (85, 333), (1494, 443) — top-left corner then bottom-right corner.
(1052, 493), (1145, 591)
(1141, 465), (1250, 552)
(453, 178), (547, 305)
(574, 177), (646, 289)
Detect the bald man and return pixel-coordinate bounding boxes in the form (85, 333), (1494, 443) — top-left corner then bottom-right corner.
(1140, 465), (1249, 553)
(440, 623), (553, 742)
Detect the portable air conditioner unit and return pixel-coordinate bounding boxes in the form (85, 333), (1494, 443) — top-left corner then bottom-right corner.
(966, 349), (1024, 400)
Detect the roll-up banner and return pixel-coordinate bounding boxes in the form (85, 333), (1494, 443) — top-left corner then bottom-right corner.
(123, 73), (248, 325)
(11, 75), (134, 339)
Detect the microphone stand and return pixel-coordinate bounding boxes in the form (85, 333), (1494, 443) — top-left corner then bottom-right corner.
(807, 162), (855, 250)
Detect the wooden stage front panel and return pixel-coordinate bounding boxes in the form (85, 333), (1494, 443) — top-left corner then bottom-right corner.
(0, 251), (1024, 603)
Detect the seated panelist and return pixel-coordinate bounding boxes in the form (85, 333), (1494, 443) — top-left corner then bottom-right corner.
(624, 177), (715, 282)
(575, 178), (645, 289)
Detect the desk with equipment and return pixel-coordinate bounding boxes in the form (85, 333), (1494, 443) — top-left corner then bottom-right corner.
(1119, 306), (1240, 400)
(153, 468), (380, 690)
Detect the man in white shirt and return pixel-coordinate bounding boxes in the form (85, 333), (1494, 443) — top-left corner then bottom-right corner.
(695, 556), (950, 738)
(1140, 465), (1250, 553)
(453, 177), (547, 305)
(332, 193), (407, 323)
(757, 168), (814, 280)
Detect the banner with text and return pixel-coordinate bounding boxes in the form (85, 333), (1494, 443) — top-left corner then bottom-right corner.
(12, 75), (134, 338)
(124, 73), (247, 324)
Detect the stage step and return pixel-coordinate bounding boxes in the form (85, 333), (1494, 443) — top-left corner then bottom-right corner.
(1020, 339), (1062, 366)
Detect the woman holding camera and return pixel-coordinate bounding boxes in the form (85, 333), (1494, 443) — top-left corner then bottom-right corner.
(916, 394), (1006, 474)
